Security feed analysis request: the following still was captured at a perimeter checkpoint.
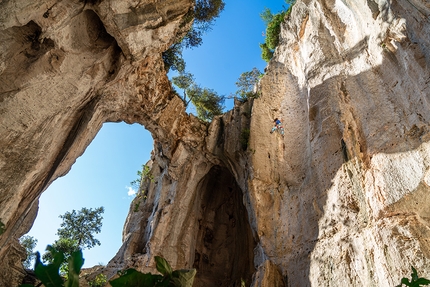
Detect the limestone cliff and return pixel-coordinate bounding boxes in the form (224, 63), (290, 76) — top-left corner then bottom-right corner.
(0, 0), (194, 284)
(1, 0), (430, 286)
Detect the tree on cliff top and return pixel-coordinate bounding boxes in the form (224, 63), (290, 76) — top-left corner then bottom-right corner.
(233, 67), (262, 100)
(172, 72), (224, 121)
(259, 1), (295, 62)
(163, 0), (225, 72)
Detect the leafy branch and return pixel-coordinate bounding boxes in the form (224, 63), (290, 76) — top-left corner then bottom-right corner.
(20, 249), (196, 287)
(397, 266), (430, 287)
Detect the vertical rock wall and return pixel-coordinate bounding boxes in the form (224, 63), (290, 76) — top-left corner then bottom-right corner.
(246, 0), (430, 285)
(0, 0), (194, 285)
(1, 0), (430, 286)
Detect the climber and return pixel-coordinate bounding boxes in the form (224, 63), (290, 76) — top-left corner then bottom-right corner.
(270, 118), (284, 136)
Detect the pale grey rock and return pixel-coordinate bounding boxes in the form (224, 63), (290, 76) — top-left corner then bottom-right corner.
(1, 0), (430, 286)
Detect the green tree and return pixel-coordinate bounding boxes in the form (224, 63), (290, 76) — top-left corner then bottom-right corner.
(260, 43), (274, 62)
(188, 86), (224, 121)
(259, 3), (294, 62)
(163, 0), (225, 72)
(260, 7), (274, 25)
(265, 11), (287, 50)
(57, 207), (104, 249)
(194, 0), (225, 23)
(88, 274), (108, 287)
(234, 67), (262, 100)
(20, 235), (38, 269)
(42, 207), (104, 272)
(42, 238), (79, 275)
(172, 72), (195, 105)
(162, 43), (186, 73)
(172, 72), (224, 121)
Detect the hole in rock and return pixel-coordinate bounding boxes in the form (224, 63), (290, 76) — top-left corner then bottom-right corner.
(26, 123), (153, 267)
(193, 166), (256, 286)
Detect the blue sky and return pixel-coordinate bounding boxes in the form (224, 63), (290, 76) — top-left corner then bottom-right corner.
(27, 0), (287, 268)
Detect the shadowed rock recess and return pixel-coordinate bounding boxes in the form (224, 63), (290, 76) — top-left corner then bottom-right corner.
(1, 0), (430, 286)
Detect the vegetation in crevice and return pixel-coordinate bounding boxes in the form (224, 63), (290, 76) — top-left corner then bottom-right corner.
(259, 0), (295, 62)
(240, 128), (250, 151)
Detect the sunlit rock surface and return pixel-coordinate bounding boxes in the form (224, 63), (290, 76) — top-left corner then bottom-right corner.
(1, 0), (430, 286)
(0, 0), (193, 285)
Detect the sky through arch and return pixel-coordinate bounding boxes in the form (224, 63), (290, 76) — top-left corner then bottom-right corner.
(27, 123), (153, 267)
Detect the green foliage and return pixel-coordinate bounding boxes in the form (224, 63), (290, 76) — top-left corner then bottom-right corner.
(57, 207), (104, 250)
(66, 250), (85, 287)
(42, 238), (79, 275)
(88, 274), (107, 287)
(155, 256), (173, 276)
(397, 267), (430, 287)
(172, 72), (195, 90)
(162, 43), (185, 73)
(111, 256), (196, 287)
(260, 7), (274, 25)
(240, 128), (250, 151)
(20, 235), (38, 269)
(163, 0), (225, 72)
(22, 248), (194, 287)
(187, 85), (225, 121)
(34, 247), (65, 287)
(265, 11), (286, 50)
(42, 207), (103, 274)
(131, 164), (154, 190)
(260, 43), (274, 62)
(284, 0), (296, 5)
(194, 0), (225, 23)
(0, 220), (5, 235)
(172, 72), (224, 122)
(110, 269), (163, 287)
(134, 202), (140, 212)
(259, 3), (294, 62)
(234, 67), (262, 100)
(19, 247), (84, 287)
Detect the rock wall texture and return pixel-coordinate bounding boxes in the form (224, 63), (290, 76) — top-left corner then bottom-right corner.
(0, 0), (195, 285)
(248, 0), (430, 285)
(1, 0), (430, 286)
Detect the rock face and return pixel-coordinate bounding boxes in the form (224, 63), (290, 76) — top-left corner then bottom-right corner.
(0, 0), (194, 284)
(1, 0), (430, 286)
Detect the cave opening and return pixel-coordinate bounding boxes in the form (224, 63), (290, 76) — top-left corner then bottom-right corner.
(25, 123), (153, 268)
(193, 165), (256, 287)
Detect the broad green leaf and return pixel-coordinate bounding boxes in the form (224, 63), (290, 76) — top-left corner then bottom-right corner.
(155, 256), (173, 276)
(415, 278), (430, 285)
(110, 268), (163, 287)
(65, 250), (84, 287)
(412, 266), (419, 281)
(401, 277), (411, 286)
(171, 269), (196, 287)
(34, 251), (65, 287)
